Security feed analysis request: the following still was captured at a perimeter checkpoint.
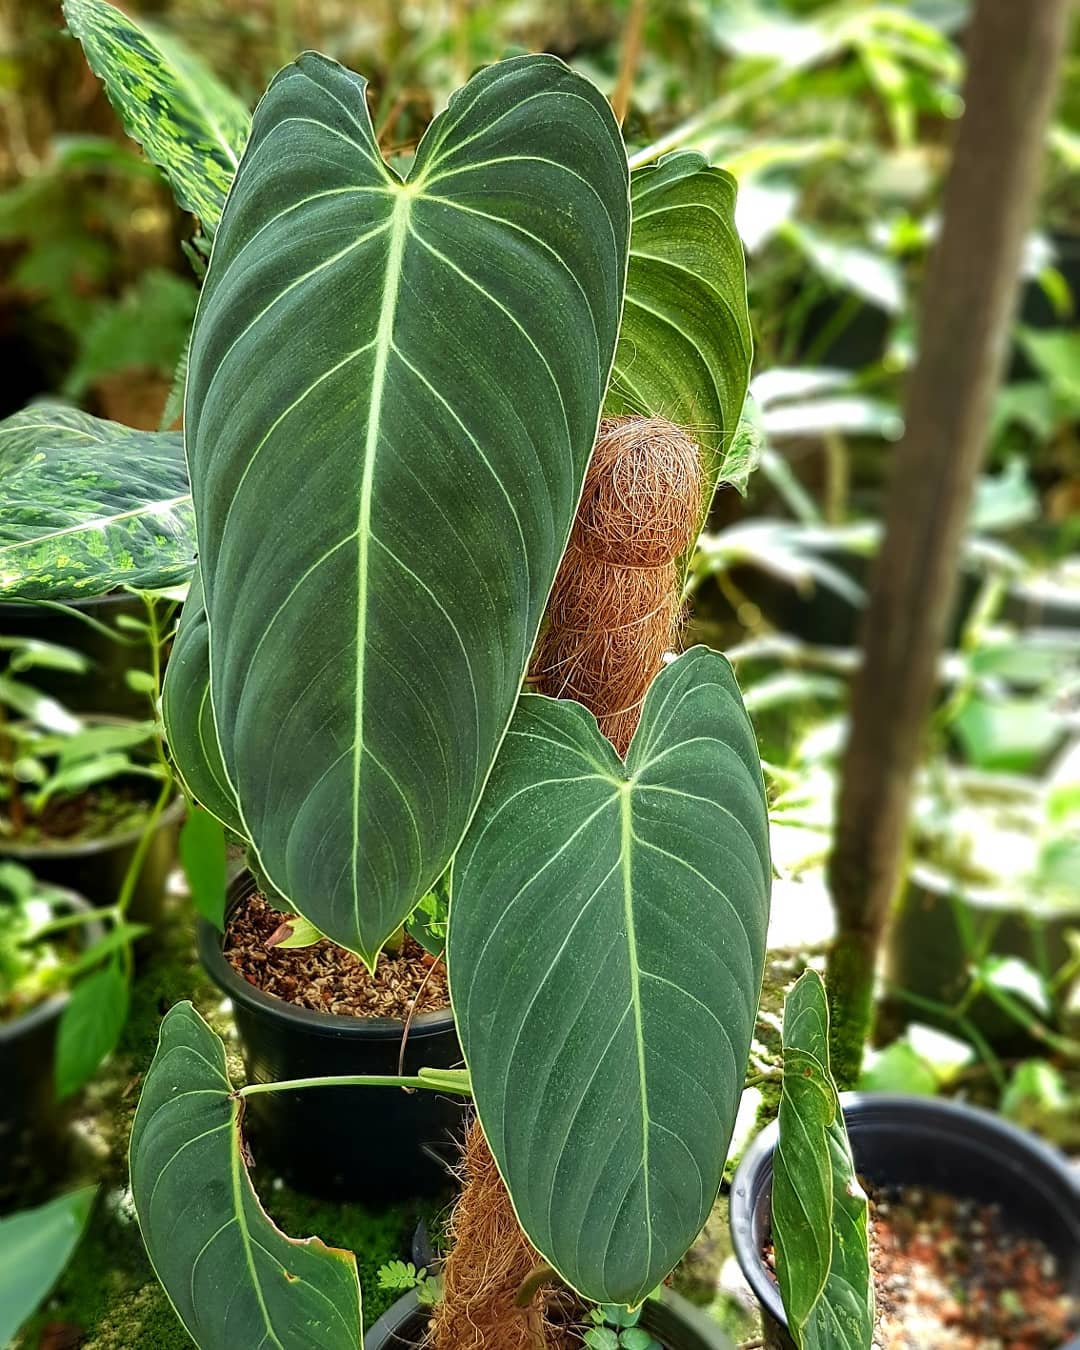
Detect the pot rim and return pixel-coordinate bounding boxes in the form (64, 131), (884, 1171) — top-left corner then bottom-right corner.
(729, 1092), (1080, 1333)
(0, 886), (105, 1043)
(363, 1288), (723, 1350)
(197, 872), (456, 1042)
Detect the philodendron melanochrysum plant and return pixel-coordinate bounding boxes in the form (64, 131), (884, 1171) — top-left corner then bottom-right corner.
(1, 1), (781, 1344)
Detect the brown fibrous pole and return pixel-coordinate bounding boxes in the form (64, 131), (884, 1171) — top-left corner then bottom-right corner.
(431, 416), (704, 1348)
(531, 416), (702, 755)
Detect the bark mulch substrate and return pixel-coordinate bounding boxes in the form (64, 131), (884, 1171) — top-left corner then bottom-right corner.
(224, 892), (450, 1019)
(766, 1182), (1080, 1349)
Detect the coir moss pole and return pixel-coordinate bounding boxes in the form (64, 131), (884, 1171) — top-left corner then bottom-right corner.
(825, 0), (1074, 1088)
(431, 416), (702, 1349)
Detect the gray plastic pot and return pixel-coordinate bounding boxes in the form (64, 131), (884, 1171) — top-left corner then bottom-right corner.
(0, 787), (183, 932)
(366, 1288), (735, 1349)
(730, 1093), (1080, 1350)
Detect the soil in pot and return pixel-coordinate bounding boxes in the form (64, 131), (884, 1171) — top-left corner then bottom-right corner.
(201, 878), (464, 1202)
(225, 892), (449, 1018)
(1, 781), (153, 848)
(763, 1183), (1080, 1350)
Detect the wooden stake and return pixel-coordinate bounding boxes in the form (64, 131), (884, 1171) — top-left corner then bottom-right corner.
(825, 0), (1075, 1087)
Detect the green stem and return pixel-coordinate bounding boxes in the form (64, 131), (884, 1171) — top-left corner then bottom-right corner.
(114, 777), (173, 918)
(238, 1073), (445, 1097)
(31, 904), (121, 937)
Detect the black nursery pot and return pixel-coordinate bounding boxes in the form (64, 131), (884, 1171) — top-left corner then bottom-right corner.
(365, 1288), (736, 1350)
(730, 1093), (1080, 1350)
(0, 889), (103, 1202)
(198, 874), (465, 1203)
(0, 789), (184, 931)
(0, 592), (162, 719)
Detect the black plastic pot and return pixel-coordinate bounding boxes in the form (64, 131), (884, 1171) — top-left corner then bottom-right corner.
(0, 789), (184, 931)
(0, 888), (104, 1204)
(730, 1093), (1080, 1350)
(366, 1288), (735, 1349)
(198, 874), (465, 1202)
(0, 592), (164, 719)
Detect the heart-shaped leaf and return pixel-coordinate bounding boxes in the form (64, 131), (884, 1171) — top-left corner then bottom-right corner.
(185, 53), (629, 961)
(449, 647), (771, 1305)
(0, 405), (194, 601)
(62, 0), (250, 234)
(773, 970), (874, 1349)
(130, 1002), (362, 1349)
(607, 151), (754, 524)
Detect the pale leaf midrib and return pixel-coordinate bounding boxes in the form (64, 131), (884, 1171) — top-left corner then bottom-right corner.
(351, 191), (413, 943)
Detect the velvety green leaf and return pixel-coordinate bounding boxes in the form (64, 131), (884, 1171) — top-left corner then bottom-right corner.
(772, 970), (873, 1350)
(55, 961), (129, 1099)
(0, 1185), (98, 1346)
(130, 1002), (362, 1348)
(450, 648), (771, 1305)
(608, 150), (753, 522)
(62, 0), (250, 233)
(0, 404), (194, 601)
(185, 53), (629, 961)
(178, 802), (227, 929)
(162, 569), (245, 836)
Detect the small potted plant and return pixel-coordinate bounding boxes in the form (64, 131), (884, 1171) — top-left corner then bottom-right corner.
(0, 635), (182, 927)
(0, 861), (104, 1194)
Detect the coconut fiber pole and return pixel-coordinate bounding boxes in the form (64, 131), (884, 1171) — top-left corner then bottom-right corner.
(825, 0), (1074, 1088)
(431, 417), (702, 1349)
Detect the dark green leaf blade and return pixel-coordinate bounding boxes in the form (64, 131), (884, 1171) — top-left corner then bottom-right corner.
(130, 1002), (362, 1349)
(449, 648), (771, 1305)
(0, 404), (194, 601)
(0, 1185), (97, 1346)
(186, 53), (629, 961)
(162, 567), (245, 837)
(55, 961), (129, 1099)
(608, 150), (754, 521)
(62, 0), (250, 233)
(773, 970), (874, 1350)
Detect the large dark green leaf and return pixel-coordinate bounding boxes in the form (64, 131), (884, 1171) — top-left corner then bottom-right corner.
(773, 970), (874, 1350)
(62, 0), (250, 234)
(0, 1185), (97, 1346)
(449, 648), (771, 1305)
(185, 53), (629, 962)
(162, 568), (245, 836)
(130, 1001), (362, 1348)
(0, 404), (194, 601)
(607, 151), (753, 522)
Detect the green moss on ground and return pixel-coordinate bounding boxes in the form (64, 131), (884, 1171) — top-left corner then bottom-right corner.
(13, 894), (444, 1348)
